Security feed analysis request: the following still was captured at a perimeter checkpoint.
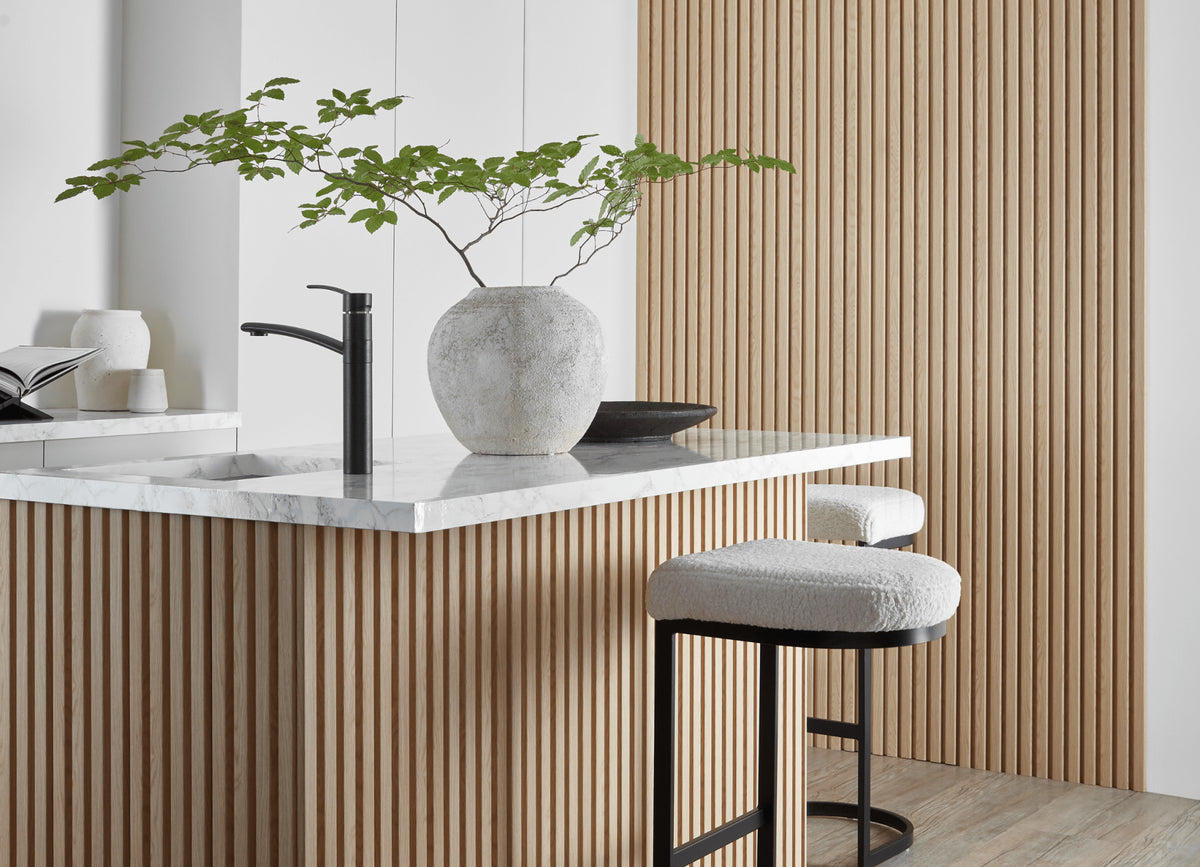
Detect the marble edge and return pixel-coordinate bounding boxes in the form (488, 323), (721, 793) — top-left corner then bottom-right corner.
(409, 434), (912, 532)
(0, 409), (242, 444)
(0, 434), (909, 533)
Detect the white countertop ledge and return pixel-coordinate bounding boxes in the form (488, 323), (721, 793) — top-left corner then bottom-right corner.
(0, 430), (910, 533)
(0, 409), (242, 443)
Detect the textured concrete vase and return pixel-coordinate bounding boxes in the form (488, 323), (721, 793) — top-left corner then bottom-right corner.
(427, 286), (607, 455)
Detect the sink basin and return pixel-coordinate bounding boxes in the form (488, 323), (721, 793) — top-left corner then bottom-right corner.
(64, 452), (343, 483)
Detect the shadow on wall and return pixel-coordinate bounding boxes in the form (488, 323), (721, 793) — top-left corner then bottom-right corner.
(30, 311), (82, 408)
(140, 308), (187, 408)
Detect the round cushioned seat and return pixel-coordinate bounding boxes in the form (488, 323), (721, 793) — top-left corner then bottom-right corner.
(646, 538), (961, 634)
(807, 483), (925, 546)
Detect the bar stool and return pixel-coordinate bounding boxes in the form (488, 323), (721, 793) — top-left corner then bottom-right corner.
(807, 484), (925, 549)
(647, 539), (960, 867)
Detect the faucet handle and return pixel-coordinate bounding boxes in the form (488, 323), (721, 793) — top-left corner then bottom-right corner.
(307, 283), (372, 313)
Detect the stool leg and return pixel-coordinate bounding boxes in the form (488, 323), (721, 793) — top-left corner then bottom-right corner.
(856, 648), (872, 867)
(653, 622), (676, 867)
(757, 644), (778, 867)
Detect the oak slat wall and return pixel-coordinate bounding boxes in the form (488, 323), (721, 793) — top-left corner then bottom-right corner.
(0, 501), (305, 866)
(638, 0), (1145, 790)
(0, 481), (805, 865)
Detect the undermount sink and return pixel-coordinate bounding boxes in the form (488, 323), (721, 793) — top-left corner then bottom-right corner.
(65, 452), (343, 483)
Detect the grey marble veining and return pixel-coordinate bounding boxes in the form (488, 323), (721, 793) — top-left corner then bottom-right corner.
(0, 409), (242, 443)
(0, 429), (911, 533)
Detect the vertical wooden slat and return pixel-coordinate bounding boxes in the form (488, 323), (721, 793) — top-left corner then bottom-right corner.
(1113, 0), (1133, 793)
(0, 502), (10, 867)
(1033, 0), (1052, 784)
(1129, 0), (1147, 795)
(147, 513), (165, 867)
(69, 508), (85, 865)
(1018, 0), (1037, 781)
(15, 503), (30, 867)
(50, 505), (67, 866)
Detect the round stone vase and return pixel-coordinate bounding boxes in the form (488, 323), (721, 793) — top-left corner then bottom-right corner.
(70, 309), (152, 411)
(427, 286), (607, 455)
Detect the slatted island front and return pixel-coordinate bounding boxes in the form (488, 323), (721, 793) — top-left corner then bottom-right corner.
(0, 429), (908, 866)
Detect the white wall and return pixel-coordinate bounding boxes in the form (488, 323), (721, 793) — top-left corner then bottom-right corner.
(237, 0), (398, 451)
(0, 0), (122, 407)
(1145, 0), (1200, 801)
(118, 0), (242, 412)
(524, 0), (639, 403)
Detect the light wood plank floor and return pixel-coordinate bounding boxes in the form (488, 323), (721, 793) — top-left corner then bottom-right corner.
(806, 748), (1200, 866)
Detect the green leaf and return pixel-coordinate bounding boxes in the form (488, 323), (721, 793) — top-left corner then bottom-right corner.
(349, 208), (376, 223)
(264, 76), (300, 88)
(54, 187), (88, 202)
(578, 154), (599, 184)
(600, 144), (623, 157)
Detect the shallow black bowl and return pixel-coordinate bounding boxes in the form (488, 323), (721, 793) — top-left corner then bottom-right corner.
(580, 401), (718, 443)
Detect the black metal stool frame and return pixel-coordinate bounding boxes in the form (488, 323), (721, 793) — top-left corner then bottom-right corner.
(653, 618), (947, 867)
(856, 533), (916, 550)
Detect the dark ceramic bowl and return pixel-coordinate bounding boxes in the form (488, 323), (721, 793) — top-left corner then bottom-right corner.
(579, 401), (718, 443)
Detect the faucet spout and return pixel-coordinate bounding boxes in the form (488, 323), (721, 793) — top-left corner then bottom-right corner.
(240, 322), (344, 354)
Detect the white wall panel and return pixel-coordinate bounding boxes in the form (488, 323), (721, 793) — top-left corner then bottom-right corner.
(1145, 0), (1200, 802)
(118, 0), (242, 413)
(117, 0), (242, 412)
(0, 0), (121, 408)
(523, 0), (639, 401)
(237, 0), (397, 451)
(388, 0), (527, 437)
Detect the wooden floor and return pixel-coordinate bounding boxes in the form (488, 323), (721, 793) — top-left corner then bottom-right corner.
(806, 748), (1200, 866)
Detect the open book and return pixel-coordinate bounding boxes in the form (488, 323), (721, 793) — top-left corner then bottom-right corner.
(0, 346), (101, 417)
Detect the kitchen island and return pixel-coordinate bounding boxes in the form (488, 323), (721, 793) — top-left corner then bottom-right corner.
(0, 429), (908, 866)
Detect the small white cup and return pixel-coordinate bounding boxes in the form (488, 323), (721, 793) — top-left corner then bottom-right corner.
(127, 369), (168, 413)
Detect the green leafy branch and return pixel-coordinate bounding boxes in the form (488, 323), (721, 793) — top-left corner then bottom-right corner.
(58, 78), (796, 287)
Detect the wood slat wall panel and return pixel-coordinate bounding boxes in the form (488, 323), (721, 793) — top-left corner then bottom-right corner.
(0, 481), (804, 864)
(0, 504), (306, 866)
(638, 0), (1145, 790)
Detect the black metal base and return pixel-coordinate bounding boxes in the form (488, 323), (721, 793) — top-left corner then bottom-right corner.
(808, 800), (914, 866)
(857, 533), (917, 550)
(654, 619), (941, 867)
(0, 397), (52, 422)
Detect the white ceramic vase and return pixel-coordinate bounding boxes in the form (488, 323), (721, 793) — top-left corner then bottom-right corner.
(70, 309), (152, 411)
(427, 286), (607, 455)
(127, 369), (169, 413)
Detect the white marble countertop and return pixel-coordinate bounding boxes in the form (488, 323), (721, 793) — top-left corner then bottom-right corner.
(0, 429), (910, 533)
(0, 409), (242, 443)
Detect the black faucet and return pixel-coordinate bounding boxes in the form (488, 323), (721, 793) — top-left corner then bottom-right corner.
(241, 284), (373, 476)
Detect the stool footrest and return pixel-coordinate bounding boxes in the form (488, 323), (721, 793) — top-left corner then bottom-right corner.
(669, 808), (766, 866)
(807, 714), (860, 740)
(807, 800), (914, 867)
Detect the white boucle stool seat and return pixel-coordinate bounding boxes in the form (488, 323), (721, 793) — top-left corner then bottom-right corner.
(807, 483), (925, 546)
(646, 538), (961, 634)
